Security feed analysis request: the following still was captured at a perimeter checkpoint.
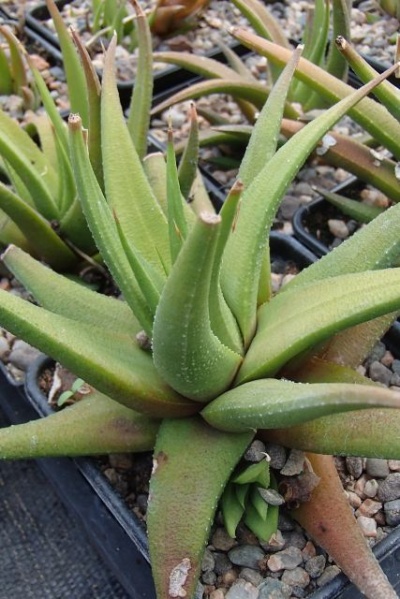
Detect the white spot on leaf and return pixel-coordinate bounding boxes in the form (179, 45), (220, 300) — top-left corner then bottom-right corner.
(169, 558), (191, 597)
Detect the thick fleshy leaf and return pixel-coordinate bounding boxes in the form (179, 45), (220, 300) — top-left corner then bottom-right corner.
(153, 212), (242, 401)
(201, 378), (400, 433)
(231, 29), (400, 159)
(316, 187), (383, 223)
(0, 390), (158, 459)
(222, 64), (397, 348)
(336, 36), (400, 121)
(69, 114), (154, 333)
(2, 244), (139, 336)
(0, 288), (196, 417)
(147, 416), (253, 599)
(46, 0), (89, 125)
(151, 78), (300, 120)
(102, 36), (170, 276)
(166, 126), (188, 263)
(238, 269), (400, 382)
(127, 0), (153, 160)
(221, 483), (245, 538)
(0, 185), (76, 271)
(262, 408), (400, 459)
(281, 119), (400, 204)
(294, 454), (398, 599)
(178, 103), (199, 200)
(230, 0), (290, 49)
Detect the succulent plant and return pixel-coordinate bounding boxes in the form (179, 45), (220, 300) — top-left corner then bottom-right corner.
(1, 3), (400, 599)
(151, 0), (400, 207)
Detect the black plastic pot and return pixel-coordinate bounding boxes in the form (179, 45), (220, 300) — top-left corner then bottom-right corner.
(0, 358), (155, 599)
(292, 176), (365, 258)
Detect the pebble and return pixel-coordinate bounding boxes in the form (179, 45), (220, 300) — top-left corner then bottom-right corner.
(356, 498), (382, 517)
(212, 528), (237, 552)
(264, 444), (287, 470)
(222, 570), (238, 586)
(202, 548), (215, 572)
(384, 499), (400, 526)
(281, 567), (310, 588)
(327, 219), (349, 239)
(281, 530), (307, 550)
(345, 456), (364, 479)
(267, 547), (303, 572)
(258, 578), (292, 599)
(214, 553), (233, 576)
(225, 580), (258, 599)
(244, 440), (267, 463)
(240, 568), (264, 587)
(0, 336), (10, 360)
(389, 460), (400, 472)
(357, 516), (377, 538)
(346, 490), (362, 508)
(257, 488), (285, 506)
(228, 545), (265, 570)
(363, 479), (379, 498)
(365, 458), (390, 478)
(378, 473), (400, 502)
(202, 570), (217, 585)
(280, 449), (305, 476)
(7, 340), (42, 371)
(260, 530), (286, 553)
(368, 361), (393, 386)
(305, 555), (326, 578)
(316, 565), (341, 587)
(301, 541), (316, 561)
(209, 591), (225, 599)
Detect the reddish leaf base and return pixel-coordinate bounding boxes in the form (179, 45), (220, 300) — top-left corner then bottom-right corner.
(293, 453), (398, 599)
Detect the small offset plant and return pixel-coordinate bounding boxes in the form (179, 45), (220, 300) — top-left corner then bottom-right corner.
(0, 24), (39, 110)
(1, 4), (400, 599)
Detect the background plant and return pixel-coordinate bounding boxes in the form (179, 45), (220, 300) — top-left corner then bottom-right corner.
(0, 7), (398, 596)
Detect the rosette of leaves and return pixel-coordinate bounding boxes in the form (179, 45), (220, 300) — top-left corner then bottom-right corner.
(1, 11), (400, 599)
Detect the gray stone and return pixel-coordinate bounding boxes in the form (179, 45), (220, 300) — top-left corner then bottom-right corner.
(240, 568), (264, 587)
(281, 567), (310, 588)
(257, 487), (285, 506)
(0, 336), (10, 360)
(8, 340), (42, 371)
(280, 449), (305, 476)
(267, 546), (303, 572)
(365, 458), (390, 478)
(244, 440), (267, 463)
(365, 341), (386, 367)
(194, 582), (205, 599)
(327, 219), (349, 239)
(258, 578), (292, 599)
(260, 529), (286, 553)
(384, 499), (400, 526)
(378, 473), (400, 502)
(305, 555), (326, 578)
(201, 570), (217, 585)
(214, 552), (233, 575)
(281, 530), (307, 550)
(225, 580), (259, 599)
(368, 361), (392, 386)
(316, 565), (341, 587)
(264, 444), (287, 470)
(279, 195), (301, 220)
(211, 527), (237, 551)
(364, 479), (379, 498)
(345, 456), (363, 478)
(391, 359), (400, 376)
(228, 545), (265, 570)
(390, 373), (400, 387)
(278, 512), (295, 531)
(202, 548), (215, 572)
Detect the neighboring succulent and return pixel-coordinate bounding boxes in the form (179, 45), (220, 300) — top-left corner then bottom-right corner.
(1, 4), (400, 599)
(151, 0), (400, 206)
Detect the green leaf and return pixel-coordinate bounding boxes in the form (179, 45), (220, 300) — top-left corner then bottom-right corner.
(0, 184), (76, 271)
(221, 483), (245, 538)
(316, 186), (383, 223)
(2, 244), (139, 336)
(336, 36), (400, 121)
(153, 212), (242, 402)
(325, 0), (351, 79)
(0, 286), (195, 418)
(202, 378), (400, 433)
(166, 126), (188, 263)
(177, 103), (199, 200)
(231, 29), (400, 159)
(127, 0), (153, 160)
(233, 459), (270, 487)
(45, 0), (89, 125)
(0, 390), (159, 459)
(147, 416), (253, 599)
(222, 59), (396, 348)
(263, 408), (400, 460)
(68, 113), (154, 334)
(239, 269), (400, 382)
(101, 35), (170, 276)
